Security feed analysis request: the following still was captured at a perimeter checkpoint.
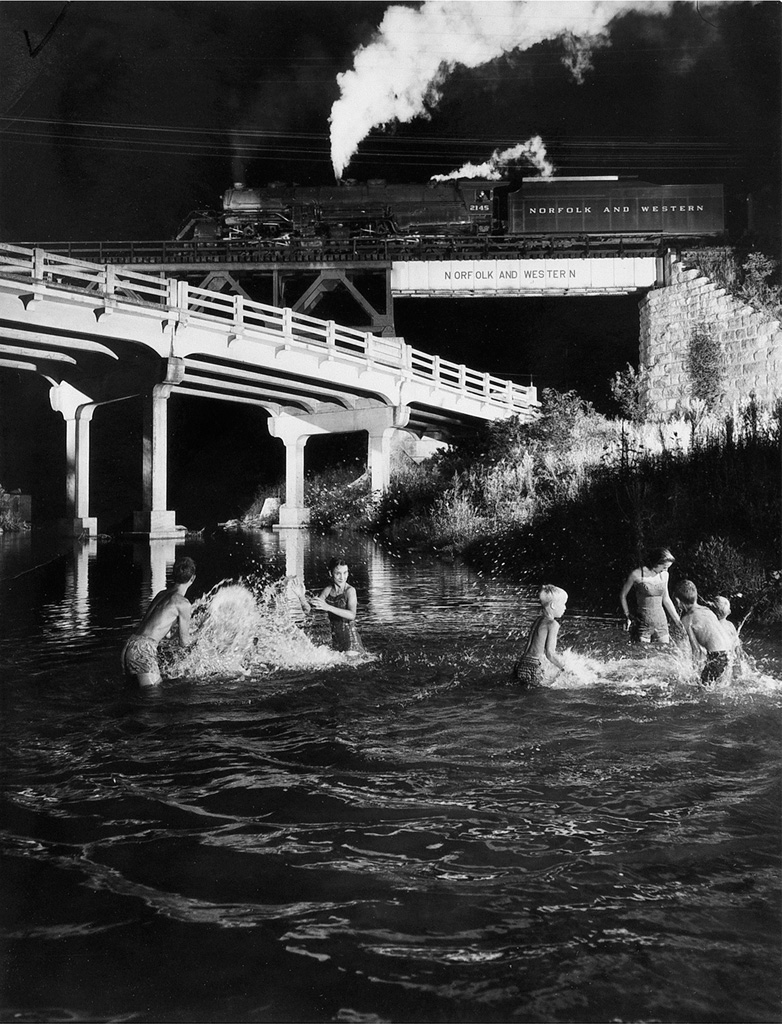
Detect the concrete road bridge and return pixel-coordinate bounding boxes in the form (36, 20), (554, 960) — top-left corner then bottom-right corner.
(0, 244), (538, 537)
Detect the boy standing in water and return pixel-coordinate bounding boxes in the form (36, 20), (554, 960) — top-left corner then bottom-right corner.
(121, 556), (196, 686)
(674, 580), (731, 686)
(713, 596), (741, 653)
(512, 585), (568, 686)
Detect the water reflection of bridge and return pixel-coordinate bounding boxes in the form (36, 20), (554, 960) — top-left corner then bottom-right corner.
(51, 532), (405, 626)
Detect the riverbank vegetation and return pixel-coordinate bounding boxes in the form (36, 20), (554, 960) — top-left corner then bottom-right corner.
(257, 390), (780, 623)
(0, 485), (28, 533)
(685, 246), (782, 322)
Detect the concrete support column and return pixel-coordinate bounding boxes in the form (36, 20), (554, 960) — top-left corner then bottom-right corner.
(268, 400), (410, 529)
(280, 433), (310, 528)
(49, 382), (98, 537)
(367, 427), (395, 493)
(133, 359), (185, 539)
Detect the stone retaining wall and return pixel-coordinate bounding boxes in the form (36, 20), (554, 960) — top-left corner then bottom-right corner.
(639, 256), (782, 416)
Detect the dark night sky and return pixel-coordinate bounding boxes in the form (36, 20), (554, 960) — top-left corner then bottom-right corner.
(0, 1), (779, 239)
(0, 1), (780, 527)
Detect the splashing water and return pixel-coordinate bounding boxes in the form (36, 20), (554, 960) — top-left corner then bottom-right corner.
(156, 571), (778, 698)
(552, 645), (781, 699)
(162, 578), (358, 680)
(552, 647), (690, 694)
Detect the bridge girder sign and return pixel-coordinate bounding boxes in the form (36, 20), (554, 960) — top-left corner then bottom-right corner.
(391, 257), (658, 297)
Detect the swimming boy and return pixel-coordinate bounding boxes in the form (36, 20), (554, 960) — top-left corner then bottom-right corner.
(512, 584), (568, 686)
(713, 596), (741, 653)
(121, 556), (196, 686)
(674, 579), (731, 686)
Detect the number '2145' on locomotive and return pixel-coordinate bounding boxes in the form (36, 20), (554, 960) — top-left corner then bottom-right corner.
(510, 180), (724, 235)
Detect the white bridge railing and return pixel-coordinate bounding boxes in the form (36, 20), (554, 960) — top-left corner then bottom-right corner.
(0, 243), (537, 414)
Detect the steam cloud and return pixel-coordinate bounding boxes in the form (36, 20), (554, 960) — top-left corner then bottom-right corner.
(430, 136), (555, 181)
(329, 0), (678, 180)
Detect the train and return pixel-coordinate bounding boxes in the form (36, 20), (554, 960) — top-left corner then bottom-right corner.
(176, 176), (725, 250)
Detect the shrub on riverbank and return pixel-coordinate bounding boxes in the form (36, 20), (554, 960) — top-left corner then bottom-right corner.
(686, 246), (782, 322)
(0, 485), (27, 532)
(368, 391), (782, 619)
(305, 467), (375, 532)
(241, 468), (375, 532)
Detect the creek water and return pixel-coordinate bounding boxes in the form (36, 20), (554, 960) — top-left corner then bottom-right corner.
(1, 529), (780, 1024)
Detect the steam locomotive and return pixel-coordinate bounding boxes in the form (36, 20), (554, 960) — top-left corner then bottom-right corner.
(177, 176), (725, 250)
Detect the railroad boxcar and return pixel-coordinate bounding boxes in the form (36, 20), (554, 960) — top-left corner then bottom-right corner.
(509, 177), (725, 237)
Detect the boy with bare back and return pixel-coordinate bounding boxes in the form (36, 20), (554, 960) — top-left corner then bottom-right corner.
(674, 579), (731, 686)
(713, 596), (741, 654)
(512, 584), (568, 686)
(121, 556), (196, 686)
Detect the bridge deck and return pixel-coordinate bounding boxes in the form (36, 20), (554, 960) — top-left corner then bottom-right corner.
(0, 244), (538, 427)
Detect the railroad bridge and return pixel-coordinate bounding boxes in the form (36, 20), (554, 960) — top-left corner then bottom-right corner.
(0, 244), (540, 537)
(12, 235), (664, 336)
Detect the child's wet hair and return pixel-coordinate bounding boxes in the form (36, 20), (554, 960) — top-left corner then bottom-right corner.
(172, 556), (196, 583)
(713, 595), (731, 619)
(328, 557), (348, 573)
(539, 584), (568, 606)
(675, 579), (698, 605)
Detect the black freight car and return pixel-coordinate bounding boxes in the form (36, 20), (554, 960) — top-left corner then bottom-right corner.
(510, 176), (724, 237)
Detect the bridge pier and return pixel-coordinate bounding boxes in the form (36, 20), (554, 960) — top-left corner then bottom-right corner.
(49, 382), (98, 537)
(132, 361), (186, 540)
(268, 401), (410, 529)
(367, 424), (396, 493)
(277, 431), (310, 529)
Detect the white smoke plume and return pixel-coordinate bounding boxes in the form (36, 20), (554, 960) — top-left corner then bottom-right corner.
(329, 0), (676, 180)
(430, 135), (555, 181)
(560, 30), (601, 85)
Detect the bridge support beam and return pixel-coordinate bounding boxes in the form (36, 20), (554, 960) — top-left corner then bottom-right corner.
(49, 382), (99, 537)
(280, 268), (396, 337)
(268, 401), (410, 529)
(132, 358), (185, 539)
(367, 425), (395, 494)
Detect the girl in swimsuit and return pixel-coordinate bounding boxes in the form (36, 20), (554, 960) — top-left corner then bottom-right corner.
(301, 558), (366, 655)
(619, 547), (682, 644)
